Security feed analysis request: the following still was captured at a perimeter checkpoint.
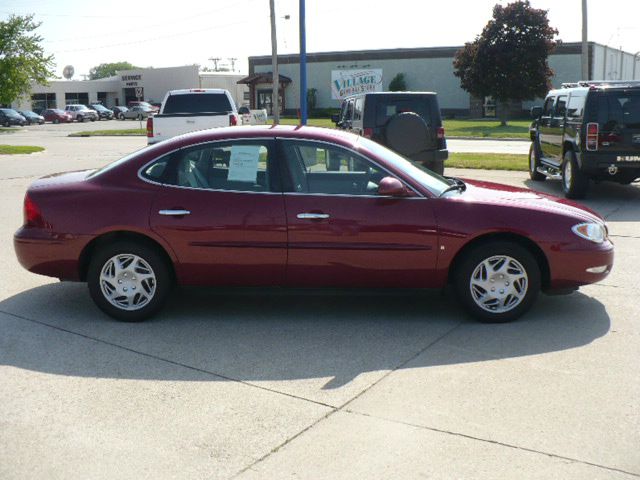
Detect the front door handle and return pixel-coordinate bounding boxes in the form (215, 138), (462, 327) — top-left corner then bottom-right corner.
(159, 209), (191, 216)
(297, 213), (330, 220)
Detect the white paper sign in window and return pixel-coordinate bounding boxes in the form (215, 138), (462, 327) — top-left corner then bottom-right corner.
(228, 145), (261, 182)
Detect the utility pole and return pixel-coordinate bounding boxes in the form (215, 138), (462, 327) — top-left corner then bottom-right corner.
(209, 57), (221, 71)
(581, 0), (588, 80)
(299, 0), (307, 125)
(270, 0), (280, 123)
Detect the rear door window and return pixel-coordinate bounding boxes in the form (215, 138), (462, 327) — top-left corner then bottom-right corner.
(555, 96), (568, 118)
(162, 93), (232, 114)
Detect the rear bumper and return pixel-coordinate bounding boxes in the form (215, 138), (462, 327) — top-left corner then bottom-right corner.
(14, 227), (90, 281)
(546, 239), (614, 290)
(579, 151), (640, 178)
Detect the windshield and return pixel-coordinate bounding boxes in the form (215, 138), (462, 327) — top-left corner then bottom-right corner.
(355, 136), (450, 195)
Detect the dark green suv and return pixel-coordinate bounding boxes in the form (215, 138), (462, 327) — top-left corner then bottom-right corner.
(529, 81), (640, 198)
(332, 92), (448, 175)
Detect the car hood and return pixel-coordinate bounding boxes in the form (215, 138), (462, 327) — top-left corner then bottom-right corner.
(456, 179), (604, 223)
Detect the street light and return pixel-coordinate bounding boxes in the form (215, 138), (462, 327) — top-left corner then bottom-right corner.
(269, 0), (280, 123)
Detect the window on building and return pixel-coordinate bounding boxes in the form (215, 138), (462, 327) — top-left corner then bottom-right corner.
(65, 92), (89, 105)
(30, 93), (56, 113)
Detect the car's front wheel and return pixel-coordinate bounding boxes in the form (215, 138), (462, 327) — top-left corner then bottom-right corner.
(454, 241), (540, 323)
(562, 150), (589, 199)
(87, 241), (172, 322)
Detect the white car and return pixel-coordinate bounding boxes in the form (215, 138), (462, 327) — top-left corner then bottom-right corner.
(64, 104), (98, 122)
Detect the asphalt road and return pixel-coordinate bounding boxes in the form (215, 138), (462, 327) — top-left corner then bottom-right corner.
(0, 123), (638, 479)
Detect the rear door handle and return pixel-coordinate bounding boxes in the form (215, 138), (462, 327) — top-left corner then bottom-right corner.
(159, 209), (191, 216)
(297, 213), (330, 220)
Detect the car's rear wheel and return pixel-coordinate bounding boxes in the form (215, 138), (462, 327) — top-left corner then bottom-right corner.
(53, 118), (59, 124)
(87, 241), (172, 322)
(529, 142), (546, 181)
(562, 150), (588, 199)
(454, 241), (540, 323)
(119, 113), (125, 120)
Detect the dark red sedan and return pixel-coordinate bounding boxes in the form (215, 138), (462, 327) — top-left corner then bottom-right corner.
(42, 108), (73, 124)
(14, 126), (614, 322)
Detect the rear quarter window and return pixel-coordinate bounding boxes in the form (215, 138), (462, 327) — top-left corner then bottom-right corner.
(163, 93), (233, 114)
(566, 95), (585, 119)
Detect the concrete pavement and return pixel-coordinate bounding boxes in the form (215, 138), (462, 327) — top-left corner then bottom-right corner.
(0, 123), (638, 479)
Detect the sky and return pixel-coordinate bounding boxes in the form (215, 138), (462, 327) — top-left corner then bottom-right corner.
(2, 0), (640, 79)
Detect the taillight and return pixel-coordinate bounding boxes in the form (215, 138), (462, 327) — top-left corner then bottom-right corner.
(437, 126), (445, 139)
(586, 122), (599, 151)
(24, 194), (45, 228)
(229, 114), (237, 126)
(146, 116), (153, 137)
(363, 127), (373, 138)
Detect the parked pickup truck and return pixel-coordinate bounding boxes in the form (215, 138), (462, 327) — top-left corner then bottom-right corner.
(147, 89), (240, 145)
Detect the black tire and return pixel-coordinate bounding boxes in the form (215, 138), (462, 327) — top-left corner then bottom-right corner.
(425, 159), (445, 176)
(77, 115), (84, 122)
(385, 112), (434, 157)
(454, 241), (541, 323)
(87, 241), (172, 322)
(53, 118), (59, 124)
(90, 117), (96, 122)
(528, 142), (546, 181)
(3, 120), (9, 127)
(562, 150), (589, 199)
(119, 113), (125, 120)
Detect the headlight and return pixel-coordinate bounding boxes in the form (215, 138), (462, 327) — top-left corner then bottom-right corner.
(572, 222), (607, 243)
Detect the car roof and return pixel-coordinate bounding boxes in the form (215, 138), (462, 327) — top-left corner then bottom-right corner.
(153, 125), (361, 153)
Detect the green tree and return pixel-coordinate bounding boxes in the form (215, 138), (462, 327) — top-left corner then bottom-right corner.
(0, 14), (55, 105)
(89, 61), (139, 80)
(388, 73), (407, 91)
(453, 1), (558, 125)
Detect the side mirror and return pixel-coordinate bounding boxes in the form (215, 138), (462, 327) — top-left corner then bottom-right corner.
(331, 114), (340, 124)
(530, 106), (542, 119)
(378, 176), (407, 196)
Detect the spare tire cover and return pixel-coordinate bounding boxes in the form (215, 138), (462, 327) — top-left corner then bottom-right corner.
(385, 112), (433, 156)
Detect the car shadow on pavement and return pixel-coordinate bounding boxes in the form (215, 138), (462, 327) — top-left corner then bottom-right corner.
(0, 282), (611, 390)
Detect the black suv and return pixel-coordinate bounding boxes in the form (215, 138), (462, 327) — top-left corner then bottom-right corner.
(529, 81), (640, 198)
(332, 92), (448, 175)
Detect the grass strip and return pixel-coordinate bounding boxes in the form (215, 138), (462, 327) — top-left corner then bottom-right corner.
(447, 152), (528, 171)
(69, 129), (145, 137)
(0, 145), (44, 155)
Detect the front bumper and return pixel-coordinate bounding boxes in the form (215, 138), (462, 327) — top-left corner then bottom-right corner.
(546, 239), (614, 290)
